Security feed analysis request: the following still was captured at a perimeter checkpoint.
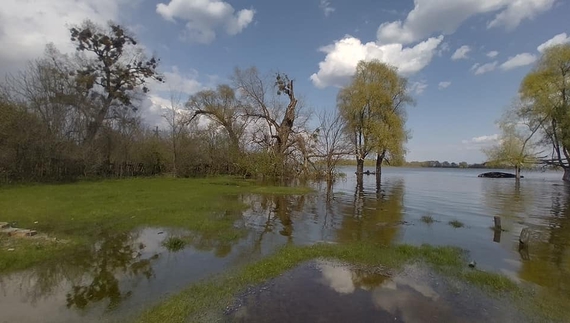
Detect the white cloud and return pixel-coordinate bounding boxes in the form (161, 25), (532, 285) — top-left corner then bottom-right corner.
(410, 81), (428, 95)
(462, 134), (499, 145)
(319, 0), (335, 17)
(451, 45), (471, 60)
(376, 0), (556, 45)
(438, 81), (452, 89)
(537, 32), (570, 53)
(156, 0), (255, 44)
(487, 0), (556, 30)
(499, 53), (537, 70)
(486, 50), (499, 58)
(311, 35), (443, 88)
(0, 0), (124, 76)
(472, 61), (498, 75)
(152, 66), (205, 95)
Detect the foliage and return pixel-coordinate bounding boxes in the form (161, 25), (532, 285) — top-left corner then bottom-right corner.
(337, 60), (412, 173)
(483, 107), (542, 178)
(518, 44), (570, 179)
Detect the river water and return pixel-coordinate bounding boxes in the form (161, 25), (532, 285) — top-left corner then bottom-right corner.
(1, 167), (569, 322)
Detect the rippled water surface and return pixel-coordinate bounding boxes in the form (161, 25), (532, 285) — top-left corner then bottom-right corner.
(1, 167), (569, 322)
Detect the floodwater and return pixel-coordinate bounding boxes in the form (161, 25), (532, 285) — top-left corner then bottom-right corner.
(1, 167), (569, 322)
(226, 260), (525, 323)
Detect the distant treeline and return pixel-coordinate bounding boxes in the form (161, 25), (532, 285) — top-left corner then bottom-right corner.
(337, 159), (494, 169)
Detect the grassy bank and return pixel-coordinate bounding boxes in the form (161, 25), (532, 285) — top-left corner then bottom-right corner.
(0, 176), (312, 273)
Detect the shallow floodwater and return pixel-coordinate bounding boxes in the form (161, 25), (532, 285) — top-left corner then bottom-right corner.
(1, 167), (569, 322)
(226, 260), (525, 323)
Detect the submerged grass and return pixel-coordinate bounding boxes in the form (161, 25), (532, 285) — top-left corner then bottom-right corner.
(136, 243), (465, 323)
(448, 220), (465, 228)
(420, 215), (435, 224)
(136, 242), (569, 323)
(0, 176), (312, 273)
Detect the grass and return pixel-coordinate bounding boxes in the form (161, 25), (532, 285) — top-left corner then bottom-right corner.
(162, 236), (186, 252)
(136, 241), (570, 323)
(420, 215), (435, 224)
(135, 242), (507, 323)
(448, 220), (465, 228)
(0, 176), (312, 273)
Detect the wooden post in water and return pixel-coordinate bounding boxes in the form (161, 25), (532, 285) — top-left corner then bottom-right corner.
(519, 228), (530, 247)
(493, 216), (502, 231)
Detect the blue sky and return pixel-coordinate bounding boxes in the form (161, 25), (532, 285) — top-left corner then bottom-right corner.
(1, 0), (569, 163)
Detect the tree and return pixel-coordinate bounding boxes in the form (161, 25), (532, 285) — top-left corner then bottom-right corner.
(232, 67), (298, 175)
(519, 43), (570, 181)
(68, 20), (163, 143)
(162, 91), (190, 177)
(337, 60), (412, 184)
(483, 117), (541, 179)
(186, 84), (248, 153)
(311, 109), (351, 181)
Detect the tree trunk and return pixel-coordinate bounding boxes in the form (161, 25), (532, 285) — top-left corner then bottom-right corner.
(515, 165), (521, 180)
(376, 151), (385, 191)
(356, 157), (364, 174)
(564, 168), (570, 182)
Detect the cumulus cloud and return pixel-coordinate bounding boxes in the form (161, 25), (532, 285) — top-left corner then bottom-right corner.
(472, 61), (498, 75)
(462, 134), (499, 145)
(410, 81), (428, 95)
(499, 53), (537, 70)
(0, 0), (124, 76)
(319, 0), (335, 17)
(438, 81), (452, 89)
(486, 50), (499, 58)
(537, 32), (570, 53)
(310, 35), (443, 88)
(156, 0), (255, 43)
(451, 45), (471, 60)
(487, 0), (556, 30)
(376, 0), (556, 45)
(152, 66), (205, 95)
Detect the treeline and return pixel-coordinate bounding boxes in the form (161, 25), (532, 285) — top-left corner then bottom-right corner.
(0, 20), (414, 184)
(0, 20), (353, 183)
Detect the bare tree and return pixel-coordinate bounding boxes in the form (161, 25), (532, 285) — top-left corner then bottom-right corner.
(232, 67), (298, 172)
(162, 90), (190, 177)
(312, 109), (351, 181)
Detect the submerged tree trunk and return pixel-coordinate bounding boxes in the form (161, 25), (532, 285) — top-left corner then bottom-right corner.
(515, 165), (521, 180)
(564, 168), (570, 182)
(376, 151), (385, 191)
(356, 157), (364, 174)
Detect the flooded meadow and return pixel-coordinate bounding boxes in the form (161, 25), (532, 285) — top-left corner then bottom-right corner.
(1, 167), (569, 322)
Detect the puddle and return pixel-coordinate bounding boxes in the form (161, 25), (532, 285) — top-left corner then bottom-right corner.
(0, 227), (253, 323)
(225, 261), (526, 323)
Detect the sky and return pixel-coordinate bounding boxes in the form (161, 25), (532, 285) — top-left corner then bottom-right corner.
(1, 0), (569, 163)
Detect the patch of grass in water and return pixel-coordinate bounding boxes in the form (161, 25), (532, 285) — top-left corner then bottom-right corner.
(0, 176), (310, 273)
(420, 215), (434, 224)
(162, 237), (186, 252)
(448, 220), (464, 228)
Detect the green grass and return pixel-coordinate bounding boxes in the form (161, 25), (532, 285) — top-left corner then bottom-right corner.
(448, 220), (465, 228)
(420, 215), (435, 224)
(135, 243), (463, 322)
(136, 242), (569, 323)
(0, 176), (312, 273)
(162, 236), (186, 252)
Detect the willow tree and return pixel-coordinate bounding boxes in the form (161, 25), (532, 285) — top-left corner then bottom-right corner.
(186, 84), (247, 152)
(338, 60), (412, 183)
(519, 44), (570, 181)
(483, 118), (541, 180)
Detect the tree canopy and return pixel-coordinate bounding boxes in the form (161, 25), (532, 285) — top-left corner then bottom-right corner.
(337, 60), (412, 180)
(518, 43), (570, 180)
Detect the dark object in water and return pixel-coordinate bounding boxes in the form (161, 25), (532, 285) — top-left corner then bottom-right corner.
(355, 170), (376, 175)
(478, 172), (523, 179)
